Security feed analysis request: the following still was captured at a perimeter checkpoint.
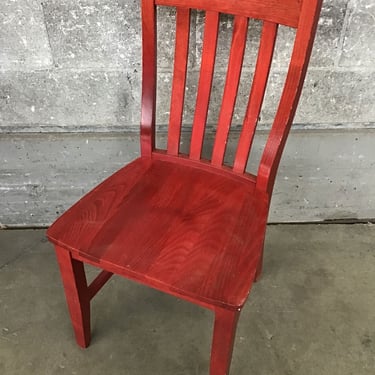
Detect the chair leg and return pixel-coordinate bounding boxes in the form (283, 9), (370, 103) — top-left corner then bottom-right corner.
(254, 240), (265, 282)
(54, 246), (91, 348)
(254, 250), (264, 282)
(210, 307), (240, 375)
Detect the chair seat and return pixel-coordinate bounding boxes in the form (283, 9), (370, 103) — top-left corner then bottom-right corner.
(47, 156), (268, 309)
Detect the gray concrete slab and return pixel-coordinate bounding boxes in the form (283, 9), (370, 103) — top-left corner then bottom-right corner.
(1, 0), (374, 135)
(1, 0), (374, 227)
(339, 0), (375, 67)
(0, 70), (141, 130)
(2, 130), (375, 226)
(0, 224), (374, 374)
(0, 0), (53, 70)
(42, 0), (141, 70)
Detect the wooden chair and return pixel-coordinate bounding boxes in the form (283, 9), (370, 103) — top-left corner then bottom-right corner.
(47, 0), (322, 373)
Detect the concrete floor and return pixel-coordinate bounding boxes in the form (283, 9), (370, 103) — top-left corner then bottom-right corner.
(0, 225), (374, 375)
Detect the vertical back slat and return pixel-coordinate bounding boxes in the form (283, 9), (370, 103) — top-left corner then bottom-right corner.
(147, 1), (322, 191)
(167, 7), (191, 156)
(211, 16), (249, 167)
(189, 11), (220, 160)
(233, 21), (278, 173)
(140, 0), (157, 156)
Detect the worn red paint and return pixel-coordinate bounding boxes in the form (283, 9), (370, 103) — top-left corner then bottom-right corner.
(47, 1), (322, 373)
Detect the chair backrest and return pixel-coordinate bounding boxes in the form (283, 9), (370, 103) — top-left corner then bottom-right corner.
(140, 0), (323, 195)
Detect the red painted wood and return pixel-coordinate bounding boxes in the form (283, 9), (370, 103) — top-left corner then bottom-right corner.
(54, 247), (91, 348)
(156, 0), (301, 28)
(189, 11), (219, 160)
(153, 150), (257, 184)
(167, 7), (191, 155)
(233, 21), (278, 174)
(254, 242), (265, 283)
(71, 249), (219, 311)
(211, 16), (248, 167)
(210, 308), (240, 375)
(47, 1), (323, 373)
(88, 270), (113, 300)
(140, 0), (157, 155)
(48, 157), (267, 309)
(257, 0), (323, 195)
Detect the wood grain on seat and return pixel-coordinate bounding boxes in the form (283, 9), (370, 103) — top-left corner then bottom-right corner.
(48, 156), (267, 309)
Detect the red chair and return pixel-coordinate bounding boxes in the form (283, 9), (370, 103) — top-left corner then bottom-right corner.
(47, 1), (322, 373)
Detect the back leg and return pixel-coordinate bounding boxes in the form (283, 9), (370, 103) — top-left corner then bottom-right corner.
(254, 240), (265, 282)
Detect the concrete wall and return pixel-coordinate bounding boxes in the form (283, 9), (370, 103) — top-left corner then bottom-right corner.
(0, 0), (374, 226)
